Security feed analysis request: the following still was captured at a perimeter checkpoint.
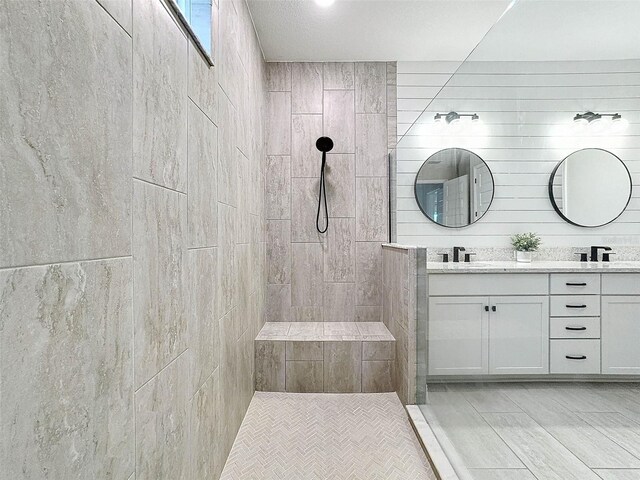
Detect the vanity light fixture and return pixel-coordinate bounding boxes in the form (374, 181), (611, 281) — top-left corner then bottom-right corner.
(434, 112), (481, 125)
(573, 111), (629, 133)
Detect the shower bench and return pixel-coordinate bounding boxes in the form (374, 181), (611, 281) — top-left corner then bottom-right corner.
(254, 322), (396, 393)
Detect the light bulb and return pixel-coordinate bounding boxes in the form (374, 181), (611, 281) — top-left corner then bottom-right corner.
(315, 0), (335, 6)
(574, 114), (588, 126)
(612, 114), (629, 133)
(588, 114), (605, 133)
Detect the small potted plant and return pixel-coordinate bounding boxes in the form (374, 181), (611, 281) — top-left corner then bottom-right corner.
(511, 232), (541, 263)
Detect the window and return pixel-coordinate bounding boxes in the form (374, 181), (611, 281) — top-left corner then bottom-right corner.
(170, 0), (213, 64)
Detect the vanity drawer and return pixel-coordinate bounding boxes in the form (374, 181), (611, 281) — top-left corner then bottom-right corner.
(428, 274), (548, 296)
(550, 339), (601, 374)
(550, 274), (600, 295)
(602, 274), (640, 295)
(550, 295), (600, 317)
(550, 317), (600, 339)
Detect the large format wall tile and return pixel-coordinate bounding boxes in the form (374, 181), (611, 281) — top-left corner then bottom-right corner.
(0, 0), (132, 267)
(355, 62), (386, 114)
(133, 181), (188, 388)
(291, 243), (324, 307)
(188, 247), (219, 396)
(325, 154), (356, 218)
(0, 259), (133, 479)
(266, 284), (292, 322)
(133, 0), (188, 192)
(324, 283), (356, 322)
(292, 63), (323, 114)
(356, 177), (389, 242)
(292, 114), (323, 177)
(323, 90), (355, 154)
(97, 0), (132, 34)
(324, 62), (355, 90)
(266, 156), (291, 219)
(266, 91), (291, 155)
(267, 62), (292, 91)
(324, 218), (356, 283)
(267, 220), (291, 284)
(357, 242), (383, 306)
(324, 341), (362, 393)
(188, 100), (218, 248)
(291, 178), (324, 243)
(188, 41), (218, 125)
(135, 353), (189, 480)
(356, 114), (388, 177)
(217, 202), (237, 319)
(190, 370), (222, 480)
(218, 90), (238, 207)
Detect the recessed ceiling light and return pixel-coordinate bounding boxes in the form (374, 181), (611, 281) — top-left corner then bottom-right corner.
(315, 0), (335, 7)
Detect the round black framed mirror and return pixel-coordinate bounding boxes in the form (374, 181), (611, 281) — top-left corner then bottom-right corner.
(414, 148), (495, 228)
(549, 148), (632, 227)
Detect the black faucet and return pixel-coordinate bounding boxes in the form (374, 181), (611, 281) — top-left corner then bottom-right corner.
(590, 245), (612, 262)
(453, 246), (466, 263)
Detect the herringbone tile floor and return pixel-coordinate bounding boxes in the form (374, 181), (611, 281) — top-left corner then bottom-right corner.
(220, 392), (436, 480)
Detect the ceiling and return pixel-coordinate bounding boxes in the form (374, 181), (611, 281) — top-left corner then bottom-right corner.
(246, 0), (512, 62)
(247, 0), (640, 63)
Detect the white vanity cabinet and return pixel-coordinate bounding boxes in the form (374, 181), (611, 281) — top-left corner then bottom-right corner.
(428, 274), (549, 376)
(427, 269), (640, 378)
(602, 274), (640, 374)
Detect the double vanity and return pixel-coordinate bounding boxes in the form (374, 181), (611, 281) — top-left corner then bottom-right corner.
(426, 260), (640, 379)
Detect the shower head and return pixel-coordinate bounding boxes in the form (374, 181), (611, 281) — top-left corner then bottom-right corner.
(316, 136), (334, 153)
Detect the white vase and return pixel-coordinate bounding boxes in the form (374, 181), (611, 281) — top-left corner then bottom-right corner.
(516, 251), (532, 263)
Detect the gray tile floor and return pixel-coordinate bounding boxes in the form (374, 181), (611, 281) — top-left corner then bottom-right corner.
(420, 382), (640, 480)
(220, 392), (435, 479)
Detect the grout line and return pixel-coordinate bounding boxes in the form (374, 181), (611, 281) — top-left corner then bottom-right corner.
(132, 176), (187, 196)
(0, 255), (132, 271)
(93, 0), (132, 38)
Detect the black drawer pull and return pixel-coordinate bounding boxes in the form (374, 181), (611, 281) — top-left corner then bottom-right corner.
(566, 282), (587, 286)
(492, 306), (497, 312)
(565, 326), (587, 331)
(484, 305), (489, 312)
(566, 304), (587, 308)
(566, 355), (587, 360)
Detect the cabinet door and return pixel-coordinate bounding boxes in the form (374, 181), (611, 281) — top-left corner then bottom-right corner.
(489, 296), (549, 375)
(428, 296), (489, 375)
(602, 296), (640, 374)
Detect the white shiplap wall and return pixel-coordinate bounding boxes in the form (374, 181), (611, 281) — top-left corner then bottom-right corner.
(396, 60), (640, 247)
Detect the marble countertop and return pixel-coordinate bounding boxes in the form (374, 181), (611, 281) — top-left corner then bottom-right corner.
(426, 261), (640, 273)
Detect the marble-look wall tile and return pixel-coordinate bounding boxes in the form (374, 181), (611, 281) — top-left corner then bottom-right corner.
(324, 341), (362, 393)
(133, 180), (188, 388)
(0, 0), (132, 267)
(267, 220), (291, 284)
(356, 114), (388, 177)
(286, 341), (323, 360)
(188, 248), (218, 395)
(0, 259), (133, 479)
(291, 306), (323, 322)
(324, 62), (355, 90)
(266, 284), (292, 322)
(218, 0), (241, 106)
(190, 370), (220, 480)
(324, 283), (356, 322)
(291, 243), (323, 307)
(266, 91), (291, 155)
(188, 101), (218, 248)
(356, 306), (382, 322)
(292, 63), (323, 114)
(356, 177), (388, 242)
(356, 242), (382, 306)
(323, 90), (355, 154)
(325, 154), (355, 218)
(188, 41), (218, 125)
(362, 361), (393, 392)
(218, 90), (238, 207)
(286, 361), (323, 392)
(266, 156), (291, 219)
(291, 178), (324, 243)
(291, 114), (323, 177)
(355, 62), (386, 114)
(133, 0), (188, 192)
(136, 353), (189, 480)
(217, 202), (236, 319)
(324, 218), (355, 282)
(363, 341), (395, 361)
(255, 340), (285, 391)
(267, 62), (292, 91)
(97, 0), (132, 34)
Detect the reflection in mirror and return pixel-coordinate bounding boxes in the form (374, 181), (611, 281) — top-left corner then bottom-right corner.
(550, 149), (632, 227)
(414, 148), (494, 228)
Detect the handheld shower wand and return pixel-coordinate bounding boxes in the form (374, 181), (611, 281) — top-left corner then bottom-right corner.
(315, 136), (334, 233)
